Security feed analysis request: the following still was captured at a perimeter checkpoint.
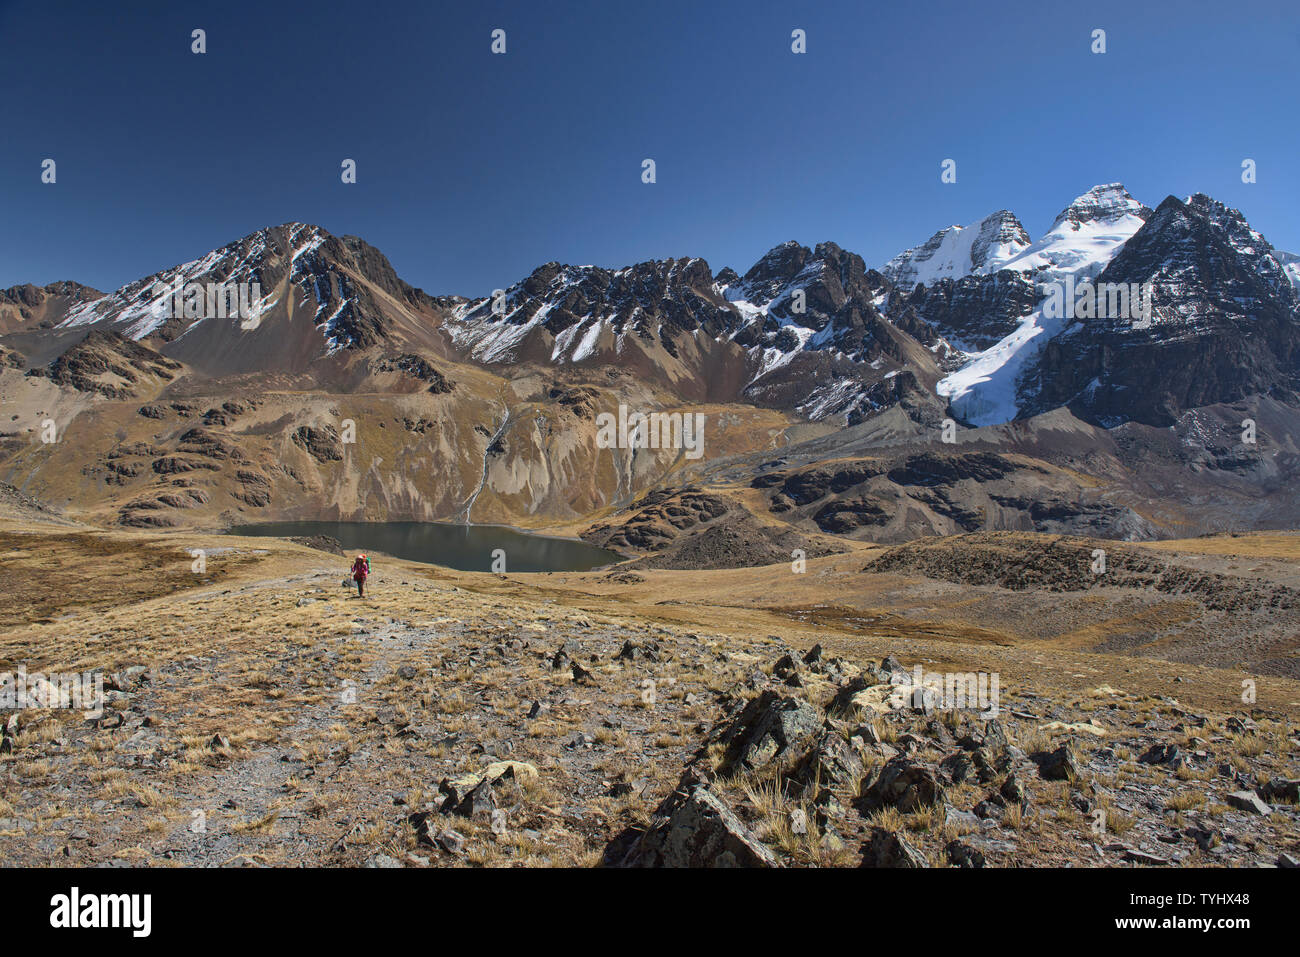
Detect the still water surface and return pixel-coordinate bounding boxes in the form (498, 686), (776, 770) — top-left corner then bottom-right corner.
(229, 521), (622, 573)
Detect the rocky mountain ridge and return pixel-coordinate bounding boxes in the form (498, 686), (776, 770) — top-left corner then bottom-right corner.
(3, 183), (1295, 435)
(2, 184), (1297, 550)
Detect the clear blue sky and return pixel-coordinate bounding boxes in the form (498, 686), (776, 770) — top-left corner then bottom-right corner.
(2, 0), (1296, 298)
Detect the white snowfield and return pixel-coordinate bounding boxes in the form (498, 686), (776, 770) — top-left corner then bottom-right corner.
(936, 307), (1056, 426)
(929, 184), (1152, 426)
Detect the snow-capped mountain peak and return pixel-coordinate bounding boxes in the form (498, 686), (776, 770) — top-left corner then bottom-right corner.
(881, 210), (1030, 288)
(16, 183), (1293, 438)
(1047, 183), (1151, 232)
(46, 222), (447, 375)
(995, 184), (1152, 282)
(58, 222), (324, 341)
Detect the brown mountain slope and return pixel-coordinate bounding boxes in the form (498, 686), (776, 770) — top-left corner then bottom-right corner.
(0, 345), (794, 530)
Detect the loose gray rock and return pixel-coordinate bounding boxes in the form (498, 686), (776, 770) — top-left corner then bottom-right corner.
(1225, 790), (1271, 816)
(1123, 848), (1169, 866)
(436, 828), (467, 856)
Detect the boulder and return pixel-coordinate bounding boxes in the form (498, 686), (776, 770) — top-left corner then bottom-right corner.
(1034, 745), (1079, 781)
(999, 773), (1030, 808)
(1138, 743), (1181, 765)
(863, 757), (944, 813)
(443, 776), (496, 819)
(946, 840), (986, 868)
(795, 726), (865, 792)
(718, 690), (821, 774)
(772, 654), (799, 680)
(940, 752), (973, 785)
(621, 775), (778, 868)
(860, 826), (928, 868)
(1261, 778), (1299, 803)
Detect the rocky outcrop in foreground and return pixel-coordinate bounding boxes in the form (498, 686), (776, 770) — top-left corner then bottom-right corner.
(613, 646), (1299, 868)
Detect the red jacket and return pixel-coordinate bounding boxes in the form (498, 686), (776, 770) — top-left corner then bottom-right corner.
(351, 557), (369, 580)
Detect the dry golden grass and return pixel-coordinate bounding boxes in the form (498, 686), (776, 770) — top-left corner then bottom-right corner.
(1106, 809), (1138, 836)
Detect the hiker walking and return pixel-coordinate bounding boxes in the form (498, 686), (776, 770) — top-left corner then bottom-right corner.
(350, 553), (370, 598)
